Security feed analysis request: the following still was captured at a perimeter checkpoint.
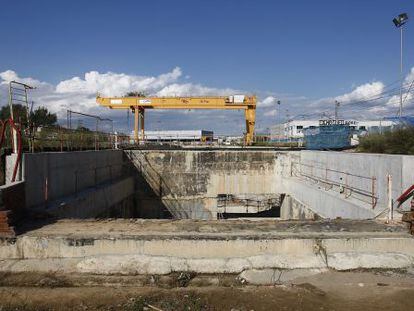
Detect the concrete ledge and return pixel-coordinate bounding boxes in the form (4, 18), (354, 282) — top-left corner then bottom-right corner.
(0, 249), (412, 275)
(1, 220), (411, 275)
(0, 236), (412, 274)
(327, 252), (413, 270)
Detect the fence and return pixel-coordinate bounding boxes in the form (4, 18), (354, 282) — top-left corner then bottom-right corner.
(30, 127), (130, 152)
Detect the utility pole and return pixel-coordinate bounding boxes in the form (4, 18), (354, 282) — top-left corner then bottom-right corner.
(285, 109), (291, 142)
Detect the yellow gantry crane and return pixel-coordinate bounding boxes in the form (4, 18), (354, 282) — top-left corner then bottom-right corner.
(96, 95), (257, 145)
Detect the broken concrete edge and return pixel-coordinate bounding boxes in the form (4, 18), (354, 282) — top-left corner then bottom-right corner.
(0, 252), (412, 277)
(1, 232), (411, 242)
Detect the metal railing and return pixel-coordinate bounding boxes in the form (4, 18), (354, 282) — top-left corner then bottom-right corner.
(291, 161), (378, 208)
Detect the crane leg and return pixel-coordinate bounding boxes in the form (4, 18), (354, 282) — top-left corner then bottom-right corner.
(139, 108), (145, 142)
(134, 106), (139, 144)
(244, 107), (256, 145)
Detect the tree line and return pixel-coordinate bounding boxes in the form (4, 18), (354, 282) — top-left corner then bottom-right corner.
(0, 104), (57, 128)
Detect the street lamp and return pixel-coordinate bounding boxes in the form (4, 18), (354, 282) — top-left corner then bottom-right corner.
(393, 13), (409, 118)
(276, 100), (281, 125)
(335, 100), (340, 120)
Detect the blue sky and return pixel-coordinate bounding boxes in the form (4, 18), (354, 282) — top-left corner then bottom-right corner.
(1, 0), (414, 133)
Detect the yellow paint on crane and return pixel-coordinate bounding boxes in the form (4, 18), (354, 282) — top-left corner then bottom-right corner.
(96, 95), (256, 145)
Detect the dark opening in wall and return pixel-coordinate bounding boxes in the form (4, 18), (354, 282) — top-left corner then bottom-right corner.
(221, 205), (281, 219)
(217, 193), (281, 219)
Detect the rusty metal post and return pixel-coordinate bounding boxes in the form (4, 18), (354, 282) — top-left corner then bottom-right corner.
(371, 176), (376, 209)
(387, 174), (393, 221)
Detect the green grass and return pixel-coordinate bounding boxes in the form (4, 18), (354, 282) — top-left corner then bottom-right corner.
(357, 127), (414, 155)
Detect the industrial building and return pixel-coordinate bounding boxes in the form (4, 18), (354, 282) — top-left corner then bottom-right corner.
(138, 130), (213, 143)
(270, 119), (398, 141)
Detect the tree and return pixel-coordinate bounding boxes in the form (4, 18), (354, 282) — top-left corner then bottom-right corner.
(30, 107), (57, 128)
(0, 104), (29, 125)
(0, 104), (57, 128)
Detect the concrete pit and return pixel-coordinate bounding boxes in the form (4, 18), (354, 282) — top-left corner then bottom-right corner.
(0, 148), (413, 277)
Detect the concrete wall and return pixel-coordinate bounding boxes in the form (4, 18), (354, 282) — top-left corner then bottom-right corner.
(127, 149), (414, 220)
(280, 195), (317, 220)
(42, 177), (135, 219)
(277, 151), (414, 219)
(19, 150), (126, 209)
(7, 148), (414, 221)
(127, 150), (280, 219)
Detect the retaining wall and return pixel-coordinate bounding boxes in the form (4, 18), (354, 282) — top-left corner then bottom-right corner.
(5, 149), (414, 221)
(18, 150), (126, 209)
(127, 150), (280, 219)
(282, 151), (414, 218)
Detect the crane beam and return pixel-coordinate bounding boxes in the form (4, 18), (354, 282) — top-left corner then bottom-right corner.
(96, 95), (256, 145)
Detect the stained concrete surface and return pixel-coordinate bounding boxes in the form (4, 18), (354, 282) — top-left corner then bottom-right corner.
(16, 218), (409, 239)
(128, 150), (280, 219)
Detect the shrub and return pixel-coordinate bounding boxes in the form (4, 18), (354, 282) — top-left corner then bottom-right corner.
(357, 127), (414, 154)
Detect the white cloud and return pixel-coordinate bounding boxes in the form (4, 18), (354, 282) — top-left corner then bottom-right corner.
(0, 70), (53, 90)
(258, 96), (277, 107)
(335, 81), (385, 104)
(264, 109), (277, 117)
(304, 80), (401, 119)
(2, 66), (414, 134)
(0, 68), (240, 131)
(156, 83), (236, 97)
(0, 70), (18, 82)
(56, 67), (182, 95)
(385, 68), (414, 109)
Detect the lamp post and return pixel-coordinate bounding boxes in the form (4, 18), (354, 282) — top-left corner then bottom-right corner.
(277, 100), (281, 141)
(335, 100), (340, 120)
(277, 100), (281, 125)
(393, 13), (409, 119)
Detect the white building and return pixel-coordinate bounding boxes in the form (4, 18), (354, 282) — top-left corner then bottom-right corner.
(271, 119), (398, 140)
(283, 120), (319, 139)
(137, 130), (213, 143)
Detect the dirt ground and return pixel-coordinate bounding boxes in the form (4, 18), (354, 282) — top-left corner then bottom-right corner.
(0, 270), (413, 311)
